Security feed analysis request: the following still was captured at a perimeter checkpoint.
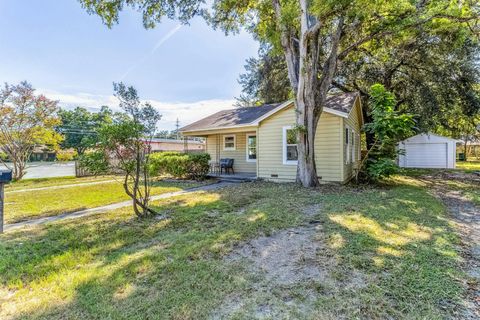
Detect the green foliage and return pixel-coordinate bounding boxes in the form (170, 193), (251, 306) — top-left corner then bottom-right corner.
(57, 106), (113, 155)
(236, 45), (291, 107)
(366, 158), (399, 180)
(149, 152), (211, 180)
(81, 83), (162, 218)
(0, 81), (63, 180)
(56, 149), (78, 162)
(78, 151), (110, 176)
(362, 84), (415, 180)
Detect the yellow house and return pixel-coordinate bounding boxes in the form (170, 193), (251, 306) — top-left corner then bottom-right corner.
(180, 92), (363, 183)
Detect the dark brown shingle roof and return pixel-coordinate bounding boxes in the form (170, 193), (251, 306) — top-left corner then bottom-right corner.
(179, 103), (281, 132)
(180, 92), (359, 132)
(325, 92), (358, 114)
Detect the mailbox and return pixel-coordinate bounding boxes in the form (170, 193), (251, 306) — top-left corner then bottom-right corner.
(0, 170), (12, 183)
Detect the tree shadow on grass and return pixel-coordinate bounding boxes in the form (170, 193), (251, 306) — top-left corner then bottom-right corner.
(0, 180), (464, 319)
(0, 182), (316, 320)
(315, 181), (464, 318)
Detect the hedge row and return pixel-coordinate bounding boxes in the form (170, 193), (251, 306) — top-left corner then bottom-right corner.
(149, 152), (210, 180)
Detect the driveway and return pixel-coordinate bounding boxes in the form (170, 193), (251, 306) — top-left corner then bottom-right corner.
(0, 161), (75, 179)
(419, 171), (480, 319)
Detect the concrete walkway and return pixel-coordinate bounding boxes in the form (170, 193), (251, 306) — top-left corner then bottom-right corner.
(6, 179), (117, 194)
(4, 181), (233, 232)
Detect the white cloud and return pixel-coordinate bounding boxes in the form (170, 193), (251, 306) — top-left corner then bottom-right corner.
(120, 24), (183, 81)
(38, 88), (236, 130)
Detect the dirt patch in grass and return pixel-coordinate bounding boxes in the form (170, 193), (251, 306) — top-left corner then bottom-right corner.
(214, 223), (370, 319)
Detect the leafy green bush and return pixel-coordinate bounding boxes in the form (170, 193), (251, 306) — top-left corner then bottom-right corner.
(56, 149), (78, 162)
(359, 84), (415, 182)
(150, 152), (210, 180)
(366, 158), (399, 180)
(0, 151), (8, 161)
(78, 151), (110, 176)
(185, 153), (211, 180)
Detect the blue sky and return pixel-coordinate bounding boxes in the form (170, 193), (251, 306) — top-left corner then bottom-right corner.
(0, 0), (259, 129)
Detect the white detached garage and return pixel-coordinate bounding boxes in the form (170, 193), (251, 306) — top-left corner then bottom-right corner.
(398, 133), (458, 169)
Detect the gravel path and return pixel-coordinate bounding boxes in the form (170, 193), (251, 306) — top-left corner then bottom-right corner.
(421, 172), (480, 319)
(4, 181), (232, 232)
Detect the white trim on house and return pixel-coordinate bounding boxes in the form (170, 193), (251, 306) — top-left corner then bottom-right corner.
(345, 126), (352, 164)
(282, 126), (298, 165)
(253, 100), (294, 124)
(180, 99), (354, 135)
(324, 107), (349, 118)
(246, 133), (257, 163)
(223, 134), (236, 151)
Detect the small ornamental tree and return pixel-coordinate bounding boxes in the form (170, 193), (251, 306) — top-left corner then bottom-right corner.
(82, 83), (161, 218)
(359, 84), (415, 181)
(0, 81), (63, 180)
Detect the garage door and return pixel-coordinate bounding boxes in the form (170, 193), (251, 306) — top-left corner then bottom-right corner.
(405, 143), (447, 168)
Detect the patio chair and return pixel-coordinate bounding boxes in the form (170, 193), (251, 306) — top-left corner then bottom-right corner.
(220, 158), (234, 175)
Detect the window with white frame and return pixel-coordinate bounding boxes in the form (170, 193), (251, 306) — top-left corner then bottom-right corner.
(246, 134), (257, 162)
(351, 129), (356, 163)
(345, 127), (350, 164)
(223, 134), (236, 151)
(345, 127), (357, 164)
(357, 133), (361, 161)
(283, 126), (298, 165)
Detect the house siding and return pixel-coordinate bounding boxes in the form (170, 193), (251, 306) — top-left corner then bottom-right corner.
(206, 132), (257, 173)
(257, 106), (344, 182)
(342, 99), (363, 182)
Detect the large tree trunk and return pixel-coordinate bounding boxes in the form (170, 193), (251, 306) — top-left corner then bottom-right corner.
(274, 0), (344, 187)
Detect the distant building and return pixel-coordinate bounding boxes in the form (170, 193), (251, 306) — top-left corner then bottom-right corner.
(1, 144), (57, 162)
(143, 138), (205, 153)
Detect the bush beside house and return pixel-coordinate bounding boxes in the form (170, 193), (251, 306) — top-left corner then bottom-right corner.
(149, 152), (210, 180)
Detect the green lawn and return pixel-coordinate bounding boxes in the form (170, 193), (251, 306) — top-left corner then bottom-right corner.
(456, 160), (480, 171)
(0, 177), (465, 319)
(4, 179), (205, 224)
(5, 175), (117, 192)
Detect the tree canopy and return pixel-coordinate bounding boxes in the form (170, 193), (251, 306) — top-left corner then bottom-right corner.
(0, 81), (63, 180)
(79, 0), (480, 186)
(236, 45), (291, 107)
(57, 106), (113, 155)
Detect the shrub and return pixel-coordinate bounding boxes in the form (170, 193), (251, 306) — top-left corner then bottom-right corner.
(150, 152), (210, 180)
(366, 158), (399, 180)
(56, 149), (78, 162)
(186, 153), (211, 180)
(358, 84), (415, 182)
(78, 151), (110, 176)
(0, 151), (8, 161)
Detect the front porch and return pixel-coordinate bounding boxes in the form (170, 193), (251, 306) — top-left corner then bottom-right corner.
(207, 171), (257, 182)
(184, 130), (258, 178)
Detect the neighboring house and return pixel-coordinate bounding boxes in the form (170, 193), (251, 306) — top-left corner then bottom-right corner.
(398, 133), (459, 169)
(180, 92), (363, 183)
(143, 138), (205, 153)
(30, 145), (57, 161)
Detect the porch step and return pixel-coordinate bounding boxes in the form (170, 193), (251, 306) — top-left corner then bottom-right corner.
(208, 174), (257, 183)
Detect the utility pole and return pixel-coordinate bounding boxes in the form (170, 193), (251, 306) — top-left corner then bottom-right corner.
(175, 118), (180, 140)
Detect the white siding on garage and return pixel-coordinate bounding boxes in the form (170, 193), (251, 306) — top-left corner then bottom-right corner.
(404, 143), (447, 168)
(398, 133), (457, 169)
